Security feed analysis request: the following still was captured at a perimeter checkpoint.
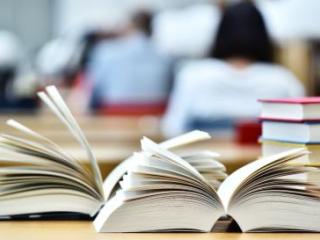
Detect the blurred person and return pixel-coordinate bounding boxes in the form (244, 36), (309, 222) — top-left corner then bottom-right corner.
(65, 30), (121, 114)
(0, 31), (37, 112)
(162, 2), (305, 137)
(87, 11), (173, 115)
(36, 30), (121, 114)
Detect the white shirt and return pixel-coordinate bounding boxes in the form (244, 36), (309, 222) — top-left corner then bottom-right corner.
(162, 59), (305, 137)
(88, 32), (172, 105)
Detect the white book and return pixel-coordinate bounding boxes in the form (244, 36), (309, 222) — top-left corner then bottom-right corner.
(0, 86), (320, 233)
(262, 121), (320, 143)
(259, 98), (320, 121)
(261, 139), (320, 162)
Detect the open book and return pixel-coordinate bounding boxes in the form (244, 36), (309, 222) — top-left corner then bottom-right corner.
(0, 86), (225, 219)
(94, 143), (320, 232)
(0, 86), (319, 233)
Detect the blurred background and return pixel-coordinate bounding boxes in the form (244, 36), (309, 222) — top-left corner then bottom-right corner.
(0, 0), (319, 142)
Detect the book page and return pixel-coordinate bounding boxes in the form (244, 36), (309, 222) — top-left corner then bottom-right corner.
(38, 86), (104, 200)
(159, 130), (210, 149)
(217, 148), (307, 211)
(6, 119), (78, 167)
(0, 86), (105, 205)
(103, 130), (215, 200)
(141, 137), (204, 181)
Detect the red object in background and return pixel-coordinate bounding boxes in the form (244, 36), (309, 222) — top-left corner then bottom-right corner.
(98, 102), (167, 116)
(235, 121), (261, 145)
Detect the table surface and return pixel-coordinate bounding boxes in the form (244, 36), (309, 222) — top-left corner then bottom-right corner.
(0, 114), (163, 143)
(0, 221), (319, 240)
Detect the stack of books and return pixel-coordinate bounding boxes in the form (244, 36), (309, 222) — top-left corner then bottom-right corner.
(259, 97), (320, 162)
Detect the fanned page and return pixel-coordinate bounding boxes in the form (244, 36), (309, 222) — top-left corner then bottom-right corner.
(102, 130), (220, 200)
(0, 86), (104, 217)
(94, 134), (227, 232)
(219, 148), (320, 232)
(218, 148), (307, 210)
(38, 86), (104, 197)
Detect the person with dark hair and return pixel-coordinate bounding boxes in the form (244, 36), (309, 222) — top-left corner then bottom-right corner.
(132, 11), (153, 37)
(87, 11), (173, 115)
(211, 2), (273, 62)
(162, 2), (304, 137)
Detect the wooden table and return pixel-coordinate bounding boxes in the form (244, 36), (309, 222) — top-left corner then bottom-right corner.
(0, 114), (163, 143)
(0, 221), (319, 240)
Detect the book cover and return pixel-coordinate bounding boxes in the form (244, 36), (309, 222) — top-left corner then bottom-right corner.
(259, 97), (320, 104)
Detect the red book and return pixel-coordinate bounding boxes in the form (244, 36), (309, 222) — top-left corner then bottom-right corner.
(259, 97), (320, 122)
(259, 97), (320, 104)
